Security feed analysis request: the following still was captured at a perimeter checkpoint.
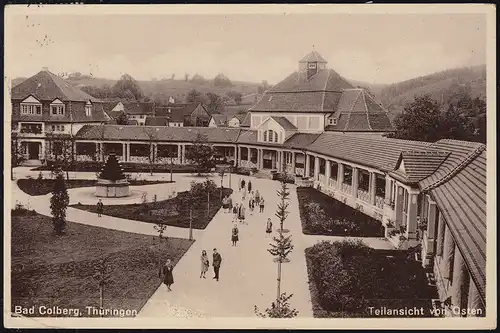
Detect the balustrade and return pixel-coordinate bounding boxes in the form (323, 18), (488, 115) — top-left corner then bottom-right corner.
(357, 189), (370, 202)
(328, 178), (336, 188)
(375, 196), (385, 209)
(341, 183), (352, 195)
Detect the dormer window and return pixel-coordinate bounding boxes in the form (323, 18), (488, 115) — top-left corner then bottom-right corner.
(20, 96), (42, 115)
(50, 99), (65, 116)
(262, 130), (279, 143)
(329, 117), (338, 125)
(85, 101), (92, 117)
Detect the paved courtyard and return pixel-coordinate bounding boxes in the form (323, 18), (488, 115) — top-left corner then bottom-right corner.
(10, 168), (394, 318)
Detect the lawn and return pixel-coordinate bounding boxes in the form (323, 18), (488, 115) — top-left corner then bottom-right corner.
(17, 178), (175, 196)
(11, 214), (193, 317)
(305, 240), (437, 318)
(296, 187), (384, 237)
(71, 187), (233, 230)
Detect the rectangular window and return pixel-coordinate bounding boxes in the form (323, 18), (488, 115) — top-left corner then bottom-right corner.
(85, 105), (92, 117)
(297, 116), (307, 129)
(309, 116), (319, 129)
(61, 125), (65, 131)
(51, 105), (64, 116)
(21, 104), (42, 115)
(52, 125), (56, 131)
(308, 63), (317, 69)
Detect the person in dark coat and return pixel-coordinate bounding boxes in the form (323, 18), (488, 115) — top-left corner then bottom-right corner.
(247, 180), (252, 192)
(212, 248), (222, 281)
(265, 218), (273, 237)
(241, 179), (246, 191)
(231, 224), (239, 246)
(162, 259), (174, 291)
(200, 250), (209, 278)
(97, 199), (104, 217)
(259, 197), (265, 213)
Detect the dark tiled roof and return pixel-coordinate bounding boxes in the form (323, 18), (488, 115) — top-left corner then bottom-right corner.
(232, 113), (247, 122)
(299, 51), (328, 63)
(12, 100), (108, 123)
(270, 116), (297, 131)
(390, 151), (450, 184)
(76, 125), (241, 143)
(154, 106), (185, 122)
(418, 140), (486, 303)
(106, 110), (125, 119)
(102, 101), (120, 113)
(145, 116), (169, 126)
(11, 71), (101, 102)
(123, 102), (155, 115)
(307, 132), (432, 172)
(265, 69), (353, 94)
(249, 91), (342, 113)
(282, 133), (321, 149)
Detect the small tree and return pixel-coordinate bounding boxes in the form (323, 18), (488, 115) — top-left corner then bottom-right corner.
(254, 292), (298, 318)
(185, 133), (215, 176)
(50, 170), (69, 234)
(275, 171), (291, 233)
(153, 223), (168, 271)
(143, 128), (156, 176)
(115, 112), (129, 125)
(218, 167), (226, 201)
(92, 254), (114, 316)
(11, 133), (26, 180)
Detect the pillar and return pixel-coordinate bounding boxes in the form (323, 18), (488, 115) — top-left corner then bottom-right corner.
(424, 200), (438, 266)
(304, 154), (310, 178)
(370, 172), (377, 205)
(394, 186), (405, 228)
(451, 246), (470, 314)
(238, 146), (242, 166)
(406, 190), (418, 240)
(182, 144), (186, 164)
(325, 160), (331, 186)
(467, 280), (485, 317)
(442, 225), (455, 281)
(314, 156), (319, 181)
(276, 150), (281, 172)
(152, 143), (157, 163)
(337, 163), (344, 189)
(352, 167), (359, 198)
(384, 177), (392, 204)
(122, 143), (126, 161)
(234, 146), (238, 167)
(247, 147), (251, 165)
(126, 143), (130, 162)
(291, 151), (296, 175)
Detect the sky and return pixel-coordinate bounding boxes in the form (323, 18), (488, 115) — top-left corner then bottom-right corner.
(5, 7), (488, 85)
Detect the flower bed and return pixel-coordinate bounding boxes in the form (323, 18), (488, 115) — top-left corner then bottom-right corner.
(305, 240), (436, 317)
(17, 179), (174, 196)
(11, 214), (193, 317)
(297, 187), (384, 237)
(72, 186), (233, 230)
(32, 161), (201, 174)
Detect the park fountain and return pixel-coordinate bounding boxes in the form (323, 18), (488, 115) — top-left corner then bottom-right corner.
(95, 153), (130, 198)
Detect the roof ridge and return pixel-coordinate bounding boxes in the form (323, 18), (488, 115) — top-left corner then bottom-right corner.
(320, 69), (332, 111)
(361, 91), (372, 130)
(421, 144), (486, 192)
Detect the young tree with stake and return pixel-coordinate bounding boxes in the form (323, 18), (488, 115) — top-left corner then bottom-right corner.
(92, 255), (113, 316)
(153, 223), (168, 272)
(50, 169), (69, 235)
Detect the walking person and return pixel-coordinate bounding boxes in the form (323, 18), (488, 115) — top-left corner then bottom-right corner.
(249, 197), (255, 216)
(97, 199), (104, 217)
(200, 250), (210, 278)
(231, 224), (239, 246)
(265, 218), (273, 237)
(232, 203), (239, 223)
(222, 196), (229, 213)
(212, 248), (222, 281)
(241, 179), (246, 192)
(238, 204), (246, 224)
(247, 180), (252, 193)
(162, 259), (174, 291)
(255, 190), (261, 206)
(228, 195), (233, 213)
(259, 197), (265, 213)
(238, 178), (242, 192)
(242, 186), (247, 202)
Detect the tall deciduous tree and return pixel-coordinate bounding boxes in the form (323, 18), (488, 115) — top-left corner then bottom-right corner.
(186, 89), (204, 104)
(185, 133), (215, 175)
(115, 112), (129, 125)
(50, 170), (69, 234)
(92, 254), (114, 316)
(205, 92), (225, 114)
(213, 73), (233, 88)
(112, 74), (144, 101)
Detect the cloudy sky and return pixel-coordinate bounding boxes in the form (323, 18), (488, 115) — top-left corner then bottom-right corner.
(5, 6), (488, 85)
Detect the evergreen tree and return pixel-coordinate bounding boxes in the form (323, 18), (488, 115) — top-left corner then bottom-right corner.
(50, 170), (69, 234)
(275, 172), (290, 233)
(185, 133), (215, 175)
(99, 153), (126, 181)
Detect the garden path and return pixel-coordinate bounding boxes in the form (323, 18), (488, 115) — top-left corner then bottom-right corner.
(11, 167), (394, 318)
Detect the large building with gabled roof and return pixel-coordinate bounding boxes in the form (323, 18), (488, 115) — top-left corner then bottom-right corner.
(249, 51), (394, 137)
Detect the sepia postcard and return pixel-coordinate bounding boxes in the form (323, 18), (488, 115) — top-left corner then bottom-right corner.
(3, 3), (496, 329)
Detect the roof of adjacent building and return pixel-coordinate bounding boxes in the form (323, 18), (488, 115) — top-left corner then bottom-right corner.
(232, 113), (247, 122)
(145, 116), (169, 126)
(390, 151), (450, 184)
(123, 102), (155, 115)
(240, 113), (251, 127)
(325, 89), (394, 132)
(299, 50), (328, 63)
(418, 140), (486, 303)
(307, 132), (432, 172)
(76, 125), (241, 143)
(11, 70), (101, 102)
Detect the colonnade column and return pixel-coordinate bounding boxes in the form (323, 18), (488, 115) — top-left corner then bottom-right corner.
(304, 154), (310, 178)
(369, 172), (377, 205)
(291, 152), (296, 175)
(442, 225), (455, 282)
(237, 146), (242, 167)
(394, 185), (405, 228)
(314, 156), (319, 181)
(384, 176), (392, 205)
(352, 167), (359, 198)
(122, 143), (126, 161)
(423, 199), (438, 267)
(451, 245), (470, 315)
(436, 213), (446, 257)
(406, 189), (419, 240)
(177, 144), (182, 164)
(325, 160), (331, 187)
(337, 163), (344, 189)
(247, 147), (251, 166)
